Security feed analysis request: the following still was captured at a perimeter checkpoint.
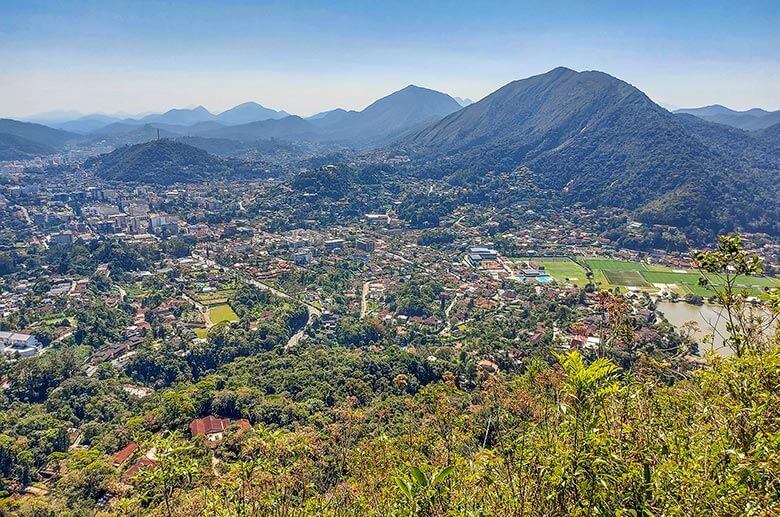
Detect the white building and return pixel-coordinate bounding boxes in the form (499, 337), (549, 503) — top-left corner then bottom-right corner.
(0, 331), (40, 358)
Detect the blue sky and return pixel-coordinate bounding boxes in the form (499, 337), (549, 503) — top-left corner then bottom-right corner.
(1, 0), (778, 117)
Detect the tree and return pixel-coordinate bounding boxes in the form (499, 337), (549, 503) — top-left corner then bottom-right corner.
(694, 234), (778, 356)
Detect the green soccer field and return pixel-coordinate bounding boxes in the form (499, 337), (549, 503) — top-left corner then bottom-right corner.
(208, 304), (240, 324)
(515, 257), (588, 282)
(582, 258), (648, 271)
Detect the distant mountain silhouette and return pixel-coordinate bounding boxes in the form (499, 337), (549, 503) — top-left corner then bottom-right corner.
(306, 108), (355, 122)
(328, 85), (462, 144)
(207, 85), (461, 146)
(0, 133), (57, 160)
(454, 97), (474, 107)
(0, 118), (80, 148)
(674, 105), (780, 131)
(137, 106), (217, 126)
(216, 102), (288, 125)
(405, 67), (779, 235)
(207, 115), (318, 141)
(51, 114), (122, 134)
(89, 123), (180, 146)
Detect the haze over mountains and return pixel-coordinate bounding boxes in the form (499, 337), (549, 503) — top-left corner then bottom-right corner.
(674, 105), (780, 131)
(2, 67), (778, 237)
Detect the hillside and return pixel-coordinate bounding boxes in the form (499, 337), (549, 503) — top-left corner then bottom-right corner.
(84, 139), (225, 184)
(406, 67), (779, 236)
(674, 105), (780, 131)
(0, 118), (80, 148)
(0, 132), (57, 160)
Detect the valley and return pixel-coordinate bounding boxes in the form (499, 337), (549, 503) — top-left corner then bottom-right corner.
(0, 66), (778, 515)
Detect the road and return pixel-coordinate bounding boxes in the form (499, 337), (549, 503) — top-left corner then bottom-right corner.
(192, 252), (321, 349)
(441, 293), (462, 334)
(360, 281), (371, 319)
(284, 306), (318, 350)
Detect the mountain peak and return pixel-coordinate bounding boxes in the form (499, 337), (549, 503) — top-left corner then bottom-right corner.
(216, 102), (288, 125)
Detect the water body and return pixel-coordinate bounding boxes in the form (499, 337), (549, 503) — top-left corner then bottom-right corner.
(656, 301), (772, 356)
(516, 275), (553, 283)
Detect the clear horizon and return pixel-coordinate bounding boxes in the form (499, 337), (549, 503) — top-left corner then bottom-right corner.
(2, 0), (779, 119)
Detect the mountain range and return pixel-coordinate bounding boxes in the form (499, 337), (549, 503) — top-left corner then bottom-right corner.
(32, 102), (290, 134)
(198, 85), (463, 146)
(674, 105), (780, 131)
(2, 68), (778, 237)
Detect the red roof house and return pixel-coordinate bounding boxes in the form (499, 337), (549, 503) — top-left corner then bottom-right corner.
(190, 416), (251, 443)
(112, 442), (138, 466)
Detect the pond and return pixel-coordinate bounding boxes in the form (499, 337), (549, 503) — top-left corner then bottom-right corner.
(656, 301), (772, 356)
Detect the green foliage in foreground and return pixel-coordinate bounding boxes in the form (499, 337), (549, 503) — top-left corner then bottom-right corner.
(99, 347), (779, 516)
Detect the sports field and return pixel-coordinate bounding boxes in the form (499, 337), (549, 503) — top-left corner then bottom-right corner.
(579, 257), (779, 296)
(603, 270), (651, 287)
(208, 304), (240, 324)
(515, 257), (588, 283)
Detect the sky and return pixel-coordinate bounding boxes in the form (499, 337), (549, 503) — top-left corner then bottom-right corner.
(1, 0), (779, 119)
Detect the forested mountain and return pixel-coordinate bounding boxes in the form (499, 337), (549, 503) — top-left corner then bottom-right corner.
(675, 114), (780, 171)
(84, 139), (225, 184)
(674, 104), (780, 130)
(0, 118), (80, 148)
(0, 132), (57, 160)
(405, 67), (780, 237)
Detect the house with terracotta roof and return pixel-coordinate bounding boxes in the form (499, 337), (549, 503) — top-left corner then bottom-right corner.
(189, 416), (251, 443)
(112, 442), (138, 467)
(122, 456), (157, 483)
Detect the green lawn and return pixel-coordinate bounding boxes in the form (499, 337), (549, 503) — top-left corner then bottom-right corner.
(582, 258), (648, 271)
(193, 327), (209, 338)
(515, 257), (588, 283)
(208, 304), (239, 324)
(604, 270), (651, 287)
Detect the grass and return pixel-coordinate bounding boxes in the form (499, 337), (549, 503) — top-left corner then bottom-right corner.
(604, 270), (651, 287)
(576, 256), (778, 296)
(582, 258), (648, 271)
(641, 271), (776, 296)
(645, 264), (677, 272)
(515, 257), (588, 283)
(193, 327), (209, 339)
(208, 304), (239, 325)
